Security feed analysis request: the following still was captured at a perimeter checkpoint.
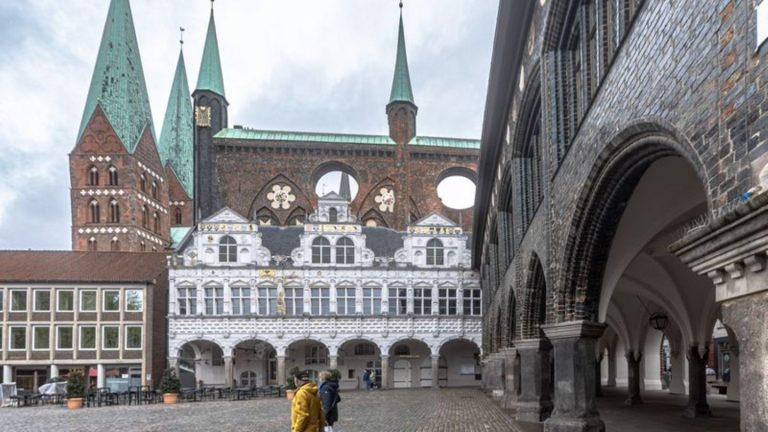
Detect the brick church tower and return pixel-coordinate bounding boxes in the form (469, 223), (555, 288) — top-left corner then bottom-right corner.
(69, 0), (170, 252)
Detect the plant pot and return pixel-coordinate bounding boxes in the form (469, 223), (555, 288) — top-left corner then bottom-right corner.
(286, 389), (296, 400)
(163, 393), (179, 404)
(67, 398), (83, 410)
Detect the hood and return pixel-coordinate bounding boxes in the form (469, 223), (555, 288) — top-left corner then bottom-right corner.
(300, 382), (318, 395)
(320, 380), (339, 391)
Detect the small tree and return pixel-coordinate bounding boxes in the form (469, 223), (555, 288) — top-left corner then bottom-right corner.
(159, 368), (181, 394)
(66, 369), (86, 399)
(329, 369), (342, 381)
(286, 366), (301, 390)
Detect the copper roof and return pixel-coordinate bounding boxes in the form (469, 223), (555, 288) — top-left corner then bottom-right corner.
(0, 251), (167, 283)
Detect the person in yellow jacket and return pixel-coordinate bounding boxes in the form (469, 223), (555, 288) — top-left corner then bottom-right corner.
(291, 370), (325, 432)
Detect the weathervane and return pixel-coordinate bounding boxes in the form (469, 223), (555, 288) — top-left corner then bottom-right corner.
(179, 26), (185, 45)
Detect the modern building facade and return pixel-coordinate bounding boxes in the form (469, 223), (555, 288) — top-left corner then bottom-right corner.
(0, 252), (168, 390)
(167, 197), (481, 390)
(474, 1), (768, 431)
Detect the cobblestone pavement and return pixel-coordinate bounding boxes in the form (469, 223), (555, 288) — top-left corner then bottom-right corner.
(3, 388), (522, 432)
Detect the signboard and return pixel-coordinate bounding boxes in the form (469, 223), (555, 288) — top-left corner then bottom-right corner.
(407, 226), (463, 235)
(305, 224), (361, 234)
(198, 223), (256, 232)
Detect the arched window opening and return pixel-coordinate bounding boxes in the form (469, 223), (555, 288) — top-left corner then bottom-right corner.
(89, 199), (100, 223)
(219, 236), (237, 263)
(151, 181), (158, 200)
(426, 239), (444, 266)
(153, 211), (160, 233)
(87, 237), (97, 251)
(109, 199), (120, 223)
(140, 241), (146, 252)
(108, 165), (118, 186)
(141, 206), (148, 229)
(335, 237), (355, 264)
(329, 207), (338, 223)
(312, 237), (331, 264)
(140, 173), (146, 192)
(110, 237), (120, 251)
(88, 166), (99, 186)
(174, 207), (182, 225)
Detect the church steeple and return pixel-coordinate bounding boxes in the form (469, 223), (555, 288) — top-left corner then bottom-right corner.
(339, 173), (352, 202)
(77, 0), (155, 152)
(386, 2), (418, 144)
(159, 45), (194, 197)
(196, 7), (225, 98)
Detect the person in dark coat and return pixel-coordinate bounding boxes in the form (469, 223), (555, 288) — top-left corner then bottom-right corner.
(318, 370), (341, 432)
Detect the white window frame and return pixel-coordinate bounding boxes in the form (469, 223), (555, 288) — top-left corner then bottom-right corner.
(231, 286), (251, 315)
(336, 286), (356, 315)
(57, 290), (74, 312)
(125, 325), (143, 350)
(33, 289), (51, 312)
(414, 286), (432, 315)
(426, 239), (445, 266)
(304, 344), (328, 365)
(388, 287), (407, 315)
(363, 287), (382, 315)
(219, 236), (238, 263)
(102, 290), (120, 312)
(258, 286), (277, 316)
(335, 237), (355, 264)
(177, 286), (197, 315)
(204, 286), (224, 315)
(79, 326), (97, 351)
(102, 325), (120, 350)
(9, 326), (27, 351)
(311, 287), (330, 315)
(312, 237), (331, 264)
(463, 288), (482, 316)
(56, 326), (73, 351)
(284, 286), (303, 316)
(32, 325), (50, 351)
(439, 288), (457, 315)
(125, 289), (143, 312)
(80, 290), (97, 312)
(10, 289), (27, 312)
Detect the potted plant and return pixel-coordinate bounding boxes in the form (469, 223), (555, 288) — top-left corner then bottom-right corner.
(159, 367), (181, 404)
(329, 369), (342, 382)
(66, 369), (86, 409)
(285, 366), (300, 400)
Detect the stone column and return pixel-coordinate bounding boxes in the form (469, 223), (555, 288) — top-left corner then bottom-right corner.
(50, 364), (59, 380)
(500, 347), (520, 409)
(541, 321), (606, 432)
(97, 364), (106, 389)
(594, 355), (602, 397)
(431, 354), (440, 388)
(669, 350), (686, 394)
(726, 349), (739, 402)
(624, 351), (642, 405)
(381, 355), (390, 389)
(277, 355), (286, 387)
(329, 355), (338, 370)
(685, 345), (711, 418)
(2, 365), (12, 384)
(514, 339), (553, 423)
(224, 356), (234, 388)
(606, 351), (616, 387)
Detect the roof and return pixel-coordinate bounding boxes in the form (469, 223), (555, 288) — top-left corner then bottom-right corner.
(158, 49), (194, 196)
(0, 251), (167, 283)
(389, 8), (415, 105)
(215, 128), (479, 150)
(77, 0), (155, 152)
(170, 227), (192, 248)
(259, 226), (303, 256)
(196, 9), (225, 97)
(361, 227), (404, 257)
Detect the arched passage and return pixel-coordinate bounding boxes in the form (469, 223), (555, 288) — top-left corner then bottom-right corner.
(336, 338), (382, 390)
(176, 340), (226, 389)
(438, 338), (481, 387)
(232, 339), (277, 387)
(388, 338), (432, 389)
(285, 338), (329, 382)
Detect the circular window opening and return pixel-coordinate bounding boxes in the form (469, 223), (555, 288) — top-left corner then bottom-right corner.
(437, 176), (476, 210)
(315, 171), (359, 202)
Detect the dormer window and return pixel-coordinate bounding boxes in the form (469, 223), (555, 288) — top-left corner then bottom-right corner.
(312, 237), (331, 264)
(426, 238), (444, 265)
(335, 237), (355, 264)
(329, 207), (338, 223)
(219, 236), (237, 263)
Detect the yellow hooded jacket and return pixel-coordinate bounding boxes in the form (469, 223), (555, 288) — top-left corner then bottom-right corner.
(291, 382), (325, 432)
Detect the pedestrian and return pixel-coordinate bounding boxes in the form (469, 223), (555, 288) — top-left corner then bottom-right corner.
(369, 370), (377, 389)
(318, 371), (341, 432)
(291, 370), (325, 432)
(362, 369), (370, 390)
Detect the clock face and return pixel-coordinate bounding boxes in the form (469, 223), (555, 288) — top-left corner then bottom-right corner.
(195, 106), (212, 127)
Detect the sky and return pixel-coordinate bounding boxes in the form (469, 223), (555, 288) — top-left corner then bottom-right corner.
(0, 0), (497, 250)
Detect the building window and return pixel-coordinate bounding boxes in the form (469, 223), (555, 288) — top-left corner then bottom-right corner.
(463, 288), (482, 316)
(125, 289), (142, 312)
(57, 290), (74, 312)
(258, 286), (277, 315)
(88, 165), (99, 186)
(125, 326), (142, 350)
(329, 207), (338, 223)
(33, 289), (50, 312)
(33, 326), (50, 350)
(311, 287), (330, 315)
(142, 206), (149, 228)
(10, 327), (26, 350)
(80, 290), (97, 312)
(312, 237), (331, 264)
(175, 207), (182, 225)
(284, 286), (303, 315)
(336, 287), (356, 315)
(305, 345), (328, 365)
(79, 326), (96, 350)
(388, 287), (407, 315)
(0, 290), (3, 312)
(414, 287), (432, 315)
(103, 290), (120, 312)
(335, 237), (355, 264)
(140, 173), (146, 192)
(108, 165), (118, 186)
(151, 181), (158, 199)
(219, 236), (237, 263)
(109, 199), (120, 223)
(426, 239), (444, 265)
(89, 199), (100, 223)
(363, 287), (381, 315)
(177, 287), (197, 315)
(153, 211), (160, 233)
(102, 326), (119, 350)
(393, 345), (410, 356)
(438, 288), (457, 315)
(56, 326), (73, 350)
(231, 286), (251, 315)
(205, 286), (224, 315)
(110, 237), (120, 251)
(354, 343), (376, 356)
(240, 371), (257, 387)
(88, 237), (97, 251)
(10, 290), (27, 311)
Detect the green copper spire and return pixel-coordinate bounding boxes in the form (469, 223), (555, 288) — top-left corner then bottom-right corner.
(77, 0), (155, 152)
(159, 47), (194, 197)
(389, 3), (415, 105)
(196, 9), (226, 97)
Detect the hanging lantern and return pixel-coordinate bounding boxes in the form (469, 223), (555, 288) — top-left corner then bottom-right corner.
(649, 312), (669, 331)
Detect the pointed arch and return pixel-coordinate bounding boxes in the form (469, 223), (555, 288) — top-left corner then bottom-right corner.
(360, 208), (389, 228)
(254, 207), (279, 226)
(357, 176), (396, 223)
(249, 174), (311, 225)
(520, 253), (548, 339)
